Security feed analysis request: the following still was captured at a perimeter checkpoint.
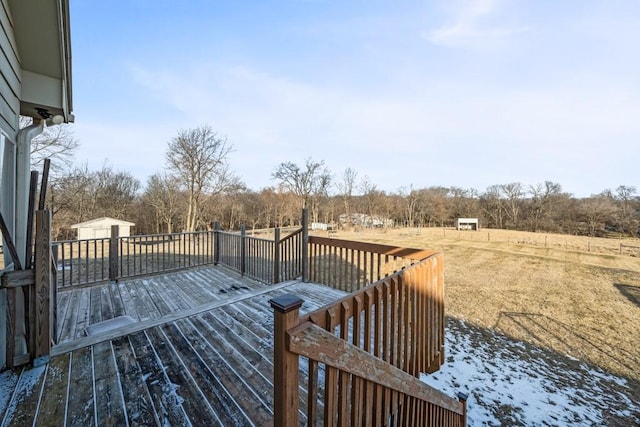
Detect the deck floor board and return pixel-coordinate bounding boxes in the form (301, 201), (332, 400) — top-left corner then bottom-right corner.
(1, 265), (347, 426)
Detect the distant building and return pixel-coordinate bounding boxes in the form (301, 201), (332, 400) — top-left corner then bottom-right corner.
(339, 213), (394, 228)
(455, 218), (479, 231)
(71, 217), (135, 240)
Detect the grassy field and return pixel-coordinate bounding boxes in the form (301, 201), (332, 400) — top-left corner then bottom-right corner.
(321, 227), (640, 385)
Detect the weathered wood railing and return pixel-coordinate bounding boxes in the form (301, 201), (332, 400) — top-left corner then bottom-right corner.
(214, 224), (305, 284)
(1, 211), (56, 368)
(53, 229), (217, 287)
(271, 248), (466, 426)
(53, 223), (306, 287)
(118, 231), (215, 279)
(308, 235), (436, 292)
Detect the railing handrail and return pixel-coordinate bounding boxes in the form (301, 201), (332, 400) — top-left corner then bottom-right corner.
(271, 247), (465, 425)
(309, 235), (437, 261)
(219, 231), (272, 244)
(288, 321), (465, 415)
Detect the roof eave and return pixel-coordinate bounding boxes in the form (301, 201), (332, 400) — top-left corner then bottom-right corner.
(9, 0), (74, 123)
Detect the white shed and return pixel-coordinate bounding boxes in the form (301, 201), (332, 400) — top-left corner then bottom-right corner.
(455, 218), (479, 231)
(71, 217), (135, 239)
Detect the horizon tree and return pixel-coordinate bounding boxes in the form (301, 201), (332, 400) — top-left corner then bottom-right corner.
(272, 158), (332, 223)
(166, 125), (238, 232)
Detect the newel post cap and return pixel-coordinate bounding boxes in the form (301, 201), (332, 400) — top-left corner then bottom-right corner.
(269, 294), (304, 313)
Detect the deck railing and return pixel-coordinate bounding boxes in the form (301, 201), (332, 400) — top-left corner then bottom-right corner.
(271, 245), (466, 426)
(53, 223), (306, 287)
(54, 230), (217, 287)
(308, 235), (437, 292)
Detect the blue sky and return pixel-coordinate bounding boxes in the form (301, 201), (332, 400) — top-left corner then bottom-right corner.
(69, 0), (640, 197)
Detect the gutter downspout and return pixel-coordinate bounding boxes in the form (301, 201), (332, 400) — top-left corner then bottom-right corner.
(4, 118), (44, 365)
(15, 119), (44, 266)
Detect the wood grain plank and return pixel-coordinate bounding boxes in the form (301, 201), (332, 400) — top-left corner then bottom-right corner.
(159, 274), (201, 308)
(35, 353), (71, 425)
(100, 285), (114, 322)
(168, 320), (258, 426)
(122, 281), (155, 321)
(57, 289), (80, 343)
(116, 281), (141, 320)
(66, 347), (95, 426)
(89, 286), (103, 325)
(93, 341), (127, 426)
(128, 280), (161, 319)
(73, 288), (91, 339)
(144, 326), (218, 423)
(111, 335), (159, 426)
(139, 279), (173, 316)
(54, 290), (71, 343)
(188, 315), (275, 409)
(0, 368), (21, 418)
(109, 282), (126, 317)
(127, 330), (189, 426)
(3, 364), (47, 427)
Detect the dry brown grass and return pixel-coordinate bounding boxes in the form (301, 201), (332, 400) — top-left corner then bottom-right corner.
(322, 227), (640, 383)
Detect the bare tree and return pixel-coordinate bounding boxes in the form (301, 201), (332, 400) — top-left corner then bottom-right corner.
(143, 173), (181, 233)
(480, 185), (505, 229)
(580, 195), (618, 236)
(614, 185), (638, 236)
(47, 164), (140, 236)
(398, 185), (420, 227)
(166, 125), (237, 232)
(272, 158), (332, 222)
(501, 182), (524, 229)
(21, 116), (79, 174)
(527, 181), (563, 231)
(337, 167), (358, 224)
(93, 165), (141, 219)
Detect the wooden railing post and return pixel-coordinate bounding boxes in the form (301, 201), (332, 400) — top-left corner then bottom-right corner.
(270, 294), (304, 427)
(457, 392), (468, 426)
(109, 225), (119, 282)
(214, 221), (221, 265)
(273, 227), (281, 284)
(33, 210), (52, 366)
(301, 208), (309, 283)
(240, 224), (246, 276)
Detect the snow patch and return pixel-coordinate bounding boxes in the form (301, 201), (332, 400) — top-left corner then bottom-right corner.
(421, 319), (640, 426)
(85, 315), (136, 336)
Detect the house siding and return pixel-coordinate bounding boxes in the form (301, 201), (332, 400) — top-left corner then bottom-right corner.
(0, 0), (20, 138)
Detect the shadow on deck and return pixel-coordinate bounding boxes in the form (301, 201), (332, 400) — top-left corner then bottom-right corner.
(0, 265), (347, 426)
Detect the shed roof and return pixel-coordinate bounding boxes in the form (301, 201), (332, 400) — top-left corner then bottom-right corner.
(70, 217), (135, 229)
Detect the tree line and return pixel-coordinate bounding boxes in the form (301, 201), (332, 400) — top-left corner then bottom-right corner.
(30, 124), (639, 240)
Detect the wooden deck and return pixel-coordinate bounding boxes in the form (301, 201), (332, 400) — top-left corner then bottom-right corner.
(0, 265), (347, 426)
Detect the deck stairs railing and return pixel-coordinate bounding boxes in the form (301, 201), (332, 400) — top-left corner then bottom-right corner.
(271, 233), (467, 426)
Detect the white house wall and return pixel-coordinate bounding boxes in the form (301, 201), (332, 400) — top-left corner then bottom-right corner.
(0, 0), (21, 137)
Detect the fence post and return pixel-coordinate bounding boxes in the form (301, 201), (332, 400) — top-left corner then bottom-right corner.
(270, 294), (303, 427)
(214, 221), (220, 265)
(51, 243), (58, 344)
(240, 224), (246, 276)
(301, 208), (309, 283)
(109, 225), (119, 282)
(33, 210), (52, 366)
(457, 392), (468, 426)
(273, 227), (281, 284)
